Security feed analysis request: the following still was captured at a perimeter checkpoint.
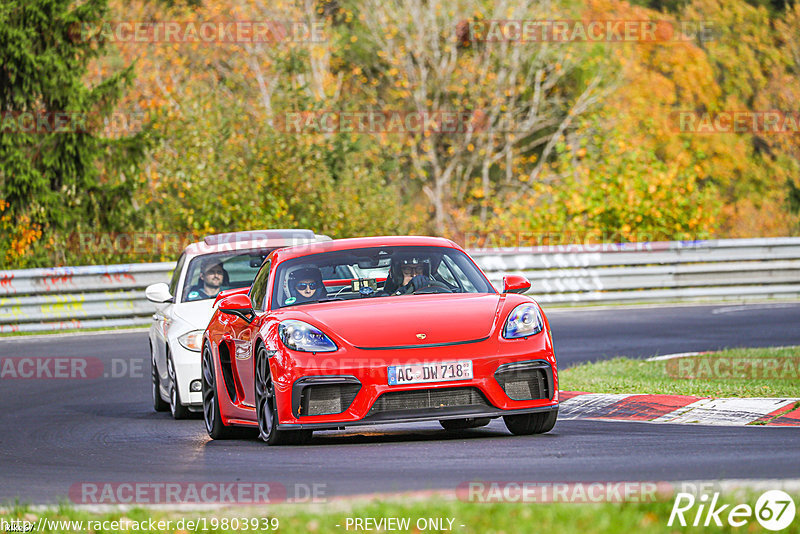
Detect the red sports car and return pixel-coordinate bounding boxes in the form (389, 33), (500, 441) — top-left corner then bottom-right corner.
(201, 236), (558, 445)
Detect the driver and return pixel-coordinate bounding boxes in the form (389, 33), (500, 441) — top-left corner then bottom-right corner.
(187, 258), (227, 300)
(383, 254), (433, 296)
(287, 267), (326, 304)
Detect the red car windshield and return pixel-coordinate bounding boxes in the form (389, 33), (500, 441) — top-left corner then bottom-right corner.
(272, 246), (496, 309)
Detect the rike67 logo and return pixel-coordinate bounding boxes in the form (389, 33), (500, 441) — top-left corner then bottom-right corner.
(669, 490), (796, 530)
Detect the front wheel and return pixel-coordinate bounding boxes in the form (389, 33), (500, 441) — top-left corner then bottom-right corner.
(255, 347), (311, 446)
(202, 344), (253, 439)
(504, 409), (558, 435)
(151, 346), (169, 412)
(168, 354), (192, 420)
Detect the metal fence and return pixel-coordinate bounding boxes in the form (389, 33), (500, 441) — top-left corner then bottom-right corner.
(472, 237), (800, 305)
(0, 263), (173, 333)
(2, 237), (799, 333)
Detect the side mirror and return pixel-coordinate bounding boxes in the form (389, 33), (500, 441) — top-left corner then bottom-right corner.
(218, 293), (256, 323)
(502, 275), (531, 294)
(145, 283), (173, 303)
(214, 286), (251, 307)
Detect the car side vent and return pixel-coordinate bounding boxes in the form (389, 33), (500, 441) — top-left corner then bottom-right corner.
(218, 342), (238, 403)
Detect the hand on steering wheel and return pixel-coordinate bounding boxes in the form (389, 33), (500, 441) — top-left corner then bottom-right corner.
(409, 275), (429, 291)
(412, 280), (452, 294)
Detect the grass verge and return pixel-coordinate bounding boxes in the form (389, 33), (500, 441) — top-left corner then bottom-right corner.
(3, 490), (800, 534)
(559, 346), (800, 397)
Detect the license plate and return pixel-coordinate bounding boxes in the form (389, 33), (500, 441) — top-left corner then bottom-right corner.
(387, 360), (473, 385)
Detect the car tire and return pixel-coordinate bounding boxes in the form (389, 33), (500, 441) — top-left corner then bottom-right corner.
(202, 344), (253, 439)
(255, 346), (312, 446)
(439, 417), (491, 430)
(151, 346), (169, 412)
(503, 408), (558, 435)
(167, 352), (192, 420)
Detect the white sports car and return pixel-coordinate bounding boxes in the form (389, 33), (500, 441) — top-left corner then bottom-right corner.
(145, 229), (330, 418)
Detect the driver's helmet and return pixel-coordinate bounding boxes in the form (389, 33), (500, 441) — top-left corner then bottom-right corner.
(287, 266), (326, 303)
(387, 253), (432, 290)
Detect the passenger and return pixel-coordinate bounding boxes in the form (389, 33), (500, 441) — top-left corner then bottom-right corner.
(186, 259), (227, 300)
(287, 267), (326, 304)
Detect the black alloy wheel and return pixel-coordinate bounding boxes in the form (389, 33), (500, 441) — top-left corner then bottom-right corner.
(255, 346), (311, 445)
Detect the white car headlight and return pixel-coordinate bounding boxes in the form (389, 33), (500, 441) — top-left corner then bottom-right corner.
(177, 330), (204, 352)
(503, 303), (544, 339)
(279, 320), (337, 353)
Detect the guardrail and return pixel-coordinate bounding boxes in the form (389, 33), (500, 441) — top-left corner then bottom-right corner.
(2, 237), (799, 332)
(0, 263), (173, 333)
(471, 237), (800, 305)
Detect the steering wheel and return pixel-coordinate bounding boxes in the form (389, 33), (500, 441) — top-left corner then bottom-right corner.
(412, 281), (452, 294)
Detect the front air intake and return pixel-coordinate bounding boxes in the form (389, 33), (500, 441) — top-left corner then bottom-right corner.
(494, 361), (553, 400)
(293, 377), (361, 417)
(367, 387), (488, 416)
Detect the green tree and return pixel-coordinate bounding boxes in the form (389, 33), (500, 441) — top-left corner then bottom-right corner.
(0, 0), (148, 266)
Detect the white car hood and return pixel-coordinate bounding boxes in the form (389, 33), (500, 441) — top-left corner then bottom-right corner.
(172, 299), (216, 331)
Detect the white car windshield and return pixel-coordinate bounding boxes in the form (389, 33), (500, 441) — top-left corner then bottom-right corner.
(182, 249), (274, 302)
(272, 246), (495, 309)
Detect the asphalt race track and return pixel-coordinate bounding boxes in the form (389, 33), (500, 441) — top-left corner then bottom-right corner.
(1, 303), (799, 504)
(548, 301), (800, 365)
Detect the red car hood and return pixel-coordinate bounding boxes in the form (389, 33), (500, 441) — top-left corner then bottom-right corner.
(297, 294), (503, 348)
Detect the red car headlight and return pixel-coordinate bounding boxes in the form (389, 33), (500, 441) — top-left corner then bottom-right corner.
(278, 320), (338, 353)
(503, 304), (544, 339)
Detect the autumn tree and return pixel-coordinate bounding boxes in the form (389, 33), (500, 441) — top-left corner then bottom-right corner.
(0, 0), (148, 266)
(354, 0), (609, 235)
(99, 0), (406, 253)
